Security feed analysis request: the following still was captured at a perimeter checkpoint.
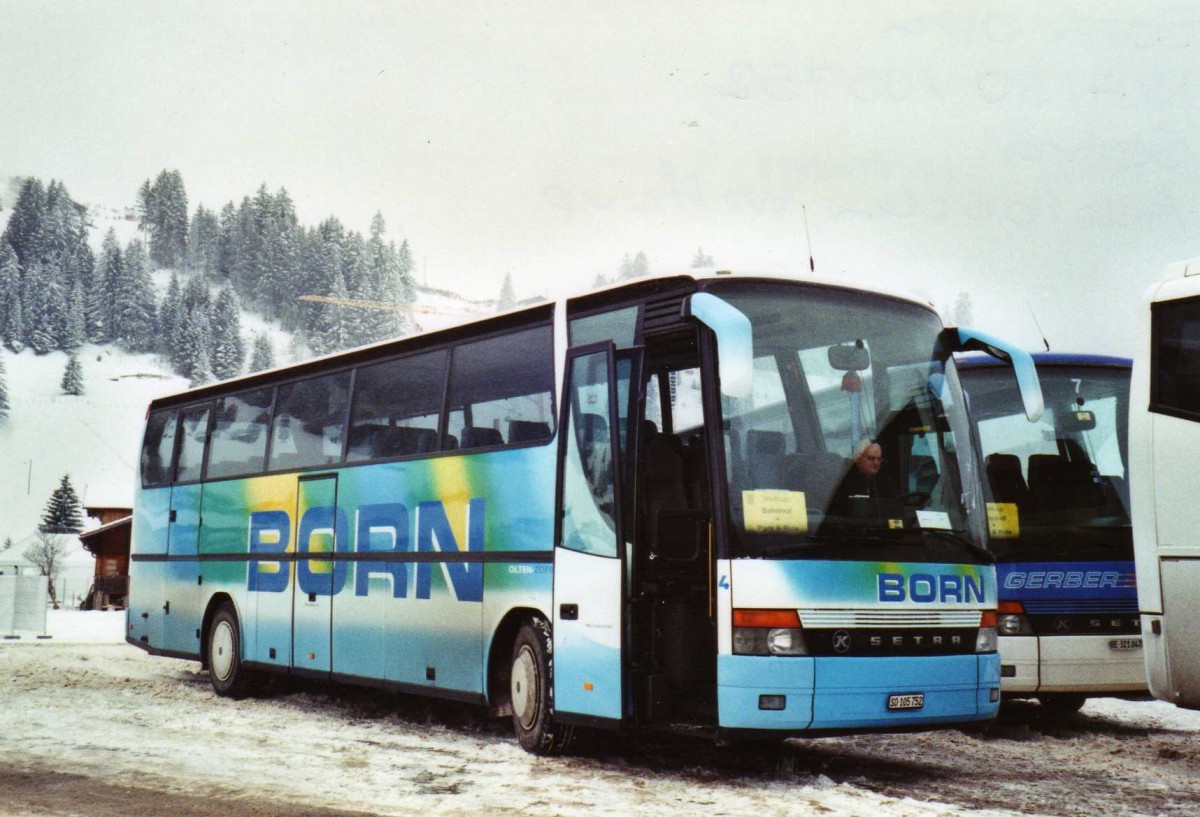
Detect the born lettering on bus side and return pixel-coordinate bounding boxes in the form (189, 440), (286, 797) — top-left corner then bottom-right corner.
(246, 499), (486, 603)
(877, 572), (985, 604)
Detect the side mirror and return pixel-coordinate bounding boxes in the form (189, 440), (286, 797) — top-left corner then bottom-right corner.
(951, 327), (1044, 422)
(828, 342), (870, 372)
(684, 292), (753, 398)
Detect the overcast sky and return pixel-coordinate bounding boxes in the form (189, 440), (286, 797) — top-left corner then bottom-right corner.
(2, 1), (1198, 355)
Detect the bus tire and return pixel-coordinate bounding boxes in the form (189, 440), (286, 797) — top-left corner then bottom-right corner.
(1036, 693), (1086, 715)
(208, 603), (255, 699)
(510, 619), (572, 755)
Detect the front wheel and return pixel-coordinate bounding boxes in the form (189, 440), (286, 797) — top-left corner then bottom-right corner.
(208, 603), (257, 699)
(1036, 693), (1087, 715)
(510, 619), (573, 755)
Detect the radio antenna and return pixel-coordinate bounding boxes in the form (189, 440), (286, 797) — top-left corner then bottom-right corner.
(1026, 300), (1051, 351)
(802, 205), (815, 273)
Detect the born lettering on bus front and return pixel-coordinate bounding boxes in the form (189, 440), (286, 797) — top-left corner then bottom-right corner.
(247, 498), (485, 603)
(877, 572), (985, 604)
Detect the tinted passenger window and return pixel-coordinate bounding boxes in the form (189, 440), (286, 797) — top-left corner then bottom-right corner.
(141, 409), (177, 488)
(268, 372), (351, 470)
(347, 350), (448, 461)
(570, 306), (638, 348)
(175, 406), (211, 483)
(448, 325), (555, 450)
(207, 387), (274, 479)
(1154, 297), (1200, 418)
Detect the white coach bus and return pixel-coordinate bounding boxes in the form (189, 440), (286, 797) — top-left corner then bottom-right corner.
(1132, 259), (1200, 708)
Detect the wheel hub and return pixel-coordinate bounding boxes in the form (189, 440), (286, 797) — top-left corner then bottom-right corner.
(511, 644), (539, 729)
(211, 620), (235, 682)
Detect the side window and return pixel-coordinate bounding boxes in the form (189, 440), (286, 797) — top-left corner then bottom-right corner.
(1153, 298), (1200, 417)
(448, 324), (555, 451)
(268, 371), (351, 471)
(175, 406), (211, 483)
(560, 350), (618, 556)
(569, 305), (639, 348)
(207, 387), (274, 479)
(347, 349), (449, 461)
(669, 367), (706, 433)
(141, 409), (178, 488)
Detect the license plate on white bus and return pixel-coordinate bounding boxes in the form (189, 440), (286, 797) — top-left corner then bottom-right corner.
(887, 693), (925, 711)
(1109, 638), (1143, 651)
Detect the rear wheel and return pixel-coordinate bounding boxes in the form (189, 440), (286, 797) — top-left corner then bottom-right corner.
(511, 619), (573, 754)
(208, 603), (256, 699)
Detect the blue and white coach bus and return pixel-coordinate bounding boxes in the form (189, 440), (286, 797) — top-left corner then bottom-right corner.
(128, 272), (1042, 753)
(959, 353), (1144, 713)
(1132, 260), (1200, 709)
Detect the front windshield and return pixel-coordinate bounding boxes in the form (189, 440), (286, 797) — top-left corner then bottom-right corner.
(706, 281), (980, 561)
(960, 363), (1131, 562)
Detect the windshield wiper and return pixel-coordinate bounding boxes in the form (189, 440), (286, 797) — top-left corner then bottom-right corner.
(760, 534), (849, 557)
(919, 529), (995, 563)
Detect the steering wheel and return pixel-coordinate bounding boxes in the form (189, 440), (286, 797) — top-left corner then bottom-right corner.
(895, 491), (931, 508)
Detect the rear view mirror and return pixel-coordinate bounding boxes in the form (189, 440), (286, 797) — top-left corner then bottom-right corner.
(828, 343), (870, 372)
(1060, 410), (1096, 432)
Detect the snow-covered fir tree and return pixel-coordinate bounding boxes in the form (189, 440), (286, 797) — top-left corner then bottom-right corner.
(60, 353), (84, 396)
(396, 238), (416, 304)
(249, 333), (275, 373)
(60, 281), (86, 351)
(0, 352), (9, 418)
(312, 269), (354, 355)
(189, 344), (214, 388)
(690, 247), (714, 267)
(498, 272), (515, 312)
(39, 473), (84, 534)
(209, 286), (245, 380)
(139, 170), (189, 268)
(1, 178), (48, 266)
(186, 204), (221, 276)
(632, 251), (649, 278)
(117, 238), (157, 351)
(0, 242), (23, 351)
(92, 229), (123, 343)
(176, 308), (213, 384)
(23, 261), (62, 355)
(617, 251), (648, 280)
(157, 273), (183, 358)
(952, 292), (974, 326)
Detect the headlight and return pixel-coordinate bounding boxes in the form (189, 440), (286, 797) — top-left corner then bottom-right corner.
(732, 609), (807, 656)
(976, 626), (999, 653)
(996, 602), (1033, 635)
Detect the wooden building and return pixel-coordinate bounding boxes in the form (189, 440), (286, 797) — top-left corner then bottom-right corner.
(79, 503), (132, 610)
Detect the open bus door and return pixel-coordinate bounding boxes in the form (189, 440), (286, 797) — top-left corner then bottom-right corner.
(553, 343), (641, 725)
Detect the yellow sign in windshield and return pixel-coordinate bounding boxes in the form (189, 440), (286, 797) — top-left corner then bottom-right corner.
(986, 502), (1020, 538)
(743, 490), (808, 534)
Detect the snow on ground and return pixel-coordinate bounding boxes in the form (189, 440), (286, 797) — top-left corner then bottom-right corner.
(0, 632), (1020, 817)
(7, 608), (128, 642)
(3, 619), (1200, 817)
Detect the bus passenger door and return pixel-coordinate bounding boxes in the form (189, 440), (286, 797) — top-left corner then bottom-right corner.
(292, 475), (345, 676)
(163, 405), (209, 655)
(553, 344), (636, 723)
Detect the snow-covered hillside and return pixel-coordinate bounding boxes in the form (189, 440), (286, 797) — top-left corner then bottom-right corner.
(0, 344), (188, 598)
(0, 271), (507, 604)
